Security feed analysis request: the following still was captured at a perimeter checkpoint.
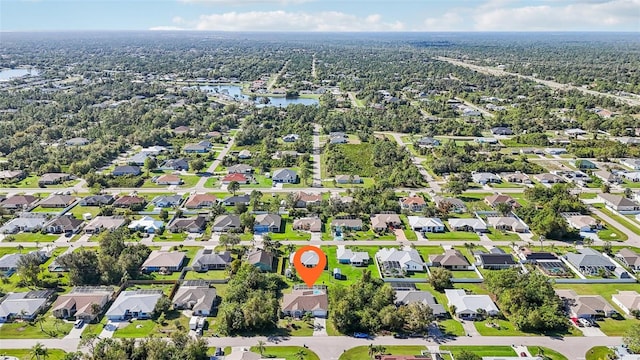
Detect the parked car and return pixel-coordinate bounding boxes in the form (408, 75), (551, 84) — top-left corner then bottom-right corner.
(578, 318), (592, 327)
(214, 348), (224, 356)
(74, 319), (84, 329)
(353, 332), (369, 338)
(393, 333), (408, 339)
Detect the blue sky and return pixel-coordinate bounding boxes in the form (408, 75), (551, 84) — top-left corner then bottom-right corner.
(2, 0), (639, 32)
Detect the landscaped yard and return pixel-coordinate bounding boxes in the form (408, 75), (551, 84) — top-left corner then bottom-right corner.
(68, 205), (101, 219)
(486, 229), (521, 241)
(251, 346), (320, 360)
(450, 270), (480, 278)
(474, 319), (529, 336)
(184, 269), (229, 281)
(113, 320), (156, 338)
(269, 218), (311, 241)
(425, 228), (479, 241)
(0, 349), (68, 360)
(597, 316), (640, 336)
(527, 346), (568, 360)
(0, 315), (73, 339)
(277, 319), (314, 336)
(438, 318), (465, 336)
(586, 346), (615, 360)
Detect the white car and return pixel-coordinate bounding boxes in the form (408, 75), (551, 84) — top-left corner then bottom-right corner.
(578, 318), (592, 327)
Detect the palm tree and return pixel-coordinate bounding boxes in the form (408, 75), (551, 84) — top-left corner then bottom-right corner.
(30, 342), (47, 360)
(257, 340), (266, 356)
(295, 349), (306, 360)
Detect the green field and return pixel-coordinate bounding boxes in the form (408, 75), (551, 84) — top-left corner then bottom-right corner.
(425, 228), (480, 241)
(268, 217), (312, 241)
(0, 348), (68, 360)
(527, 346), (568, 360)
(340, 346), (428, 360)
(440, 346), (517, 357)
(586, 346), (614, 360)
(11, 233), (59, 243)
(113, 320), (156, 338)
(0, 316), (73, 339)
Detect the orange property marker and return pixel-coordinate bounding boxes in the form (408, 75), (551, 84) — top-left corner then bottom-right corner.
(292, 245), (327, 287)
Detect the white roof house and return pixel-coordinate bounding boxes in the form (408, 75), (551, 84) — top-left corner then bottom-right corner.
(448, 218), (488, 232)
(105, 290), (163, 321)
(376, 247), (425, 272)
(128, 216), (164, 233)
(612, 291), (640, 316)
(336, 246), (370, 266)
(445, 289), (499, 319)
(407, 216), (445, 232)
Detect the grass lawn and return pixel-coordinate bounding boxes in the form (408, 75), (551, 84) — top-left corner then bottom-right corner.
(440, 346), (516, 357)
(0, 316), (73, 339)
(0, 247), (36, 257)
(527, 346), (568, 360)
(277, 319), (314, 336)
(0, 175), (40, 188)
(313, 246), (383, 287)
(11, 233), (58, 243)
(204, 178), (219, 188)
(251, 346), (320, 360)
(69, 205), (101, 219)
(0, 349), (68, 360)
(450, 270), (480, 278)
(426, 228), (479, 241)
(474, 319), (529, 336)
(596, 206), (640, 236)
(486, 229), (521, 241)
(438, 318), (465, 336)
(554, 283), (640, 307)
(269, 218), (311, 241)
(82, 317), (107, 338)
(597, 226), (628, 241)
(597, 316), (640, 336)
(113, 320), (156, 338)
(340, 346), (427, 360)
(586, 346), (615, 360)
(623, 180), (640, 188)
(184, 269), (229, 281)
(153, 232), (188, 242)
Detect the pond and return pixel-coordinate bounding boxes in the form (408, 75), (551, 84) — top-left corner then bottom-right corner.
(0, 68), (40, 81)
(199, 85), (318, 107)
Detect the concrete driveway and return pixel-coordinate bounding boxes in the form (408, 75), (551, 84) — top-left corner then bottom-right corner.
(64, 323), (85, 339)
(580, 326), (607, 337)
(313, 318), (327, 336)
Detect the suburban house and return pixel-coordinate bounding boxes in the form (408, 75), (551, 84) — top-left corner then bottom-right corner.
(141, 250), (186, 273)
(172, 282), (217, 316)
(576, 159), (597, 170)
(445, 289), (499, 320)
(294, 192), (322, 208)
(38, 173), (71, 186)
(371, 213), (402, 231)
(127, 152), (149, 166)
(555, 289), (617, 319)
(282, 287), (328, 318)
(292, 217), (322, 232)
(254, 214), (282, 234)
(594, 170), (620, 184)
(79, 194), (115, 206)
(472, 172), (502, 185)
(282, 134), (299, 142)
(565, 128), (587, 137)
(105, 290), (163, 321)
(491, 126), (513, 135)
(612, 291), (640, 316)
(394, 290), (447, 317)
(400, 196), (426, 212)
(222, 194), (250, 206)
(183, 143), (208, 153)
(433, 196), (467, 213)
(533, 173), (565, 184)
(484, 194), (520, 208)
(51, 287), (113, 321)
(150, 195), (183, 208)
(191, 250), (232, 272)
(335, 175), (363, 184)
(222, 173), (249, 184)
(112, 195), (146, 209)
(475, 253), (518, 270)
(486, 216), (529, 233)
(65, 137), (89, 146)
(0, 250), (48, 274)
(565, 248), (616, 276)
(598, 193), (640, 214)
(172, 126), (191, 135)
(272, 168), (298, 183)
(247, 249), (274, 272)
(238, 149), (252, 159)
(621, 158), (640, 170)
(0, 170), (26, 183)
(622, 172), (640, 183)
(227, 164), (253, 174)
(407, 216), (445, 232)
(376, 247), (425, 275)
(0, 290), (55, 322)
(212, 214), (241, 232)
(44, 216), (84, 234)
(167, 216), (207, 233)
(140, 146), (167, 156)
(336, 246), (370, 266)
(39, 195), (76, 208)
(429, 249), (471, 270)
(565, 214), (601, 233)
(0, 216), (47, 234)
(501, 172), (531, 184)
(185, 193), (217, 209)
(84, 216), (126, 234)
(544, 148), (567, 155)
(416, 136), (440, 147)
(448, 218), (488, 233)
(127, 216), (164, 233)
(155, 174), (183, 185)
(616, 248), (640, 272)
(330, 218), (363, 231)
(160, 158), (189, 171)
(112, 165), (141, 176)
(1, 195), (38, 210)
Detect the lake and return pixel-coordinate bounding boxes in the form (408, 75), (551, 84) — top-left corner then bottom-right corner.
(0, 68), (40, 81)
(199, 85), (318, 107)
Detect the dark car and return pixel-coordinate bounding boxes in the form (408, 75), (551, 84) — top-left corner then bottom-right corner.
(393, 333), (408, 339)
(214, 348), (224, 356)
(353, 332), (369, 338)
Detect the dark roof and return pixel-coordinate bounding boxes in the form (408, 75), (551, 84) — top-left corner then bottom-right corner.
(478, 253), (516, 265)
(526, 252), (559, 261)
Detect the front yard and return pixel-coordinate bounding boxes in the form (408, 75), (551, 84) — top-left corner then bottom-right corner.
(0, 315), (73, 339)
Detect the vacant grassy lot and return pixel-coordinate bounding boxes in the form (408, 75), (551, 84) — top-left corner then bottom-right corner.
(251, 346), (320, 360)
(440, 346), (517, 357)
(12, 233), (59, 243)
(340, 346), (427, 360)
(425, 227), (480, 241)
(0, 349), (68, 360)
(269, 217), (311, 241)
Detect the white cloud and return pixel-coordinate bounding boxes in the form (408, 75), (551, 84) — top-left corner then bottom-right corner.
(156, 10), (405, 31)
(179, 0), (313, 4)
(473, 0), (640, 31)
